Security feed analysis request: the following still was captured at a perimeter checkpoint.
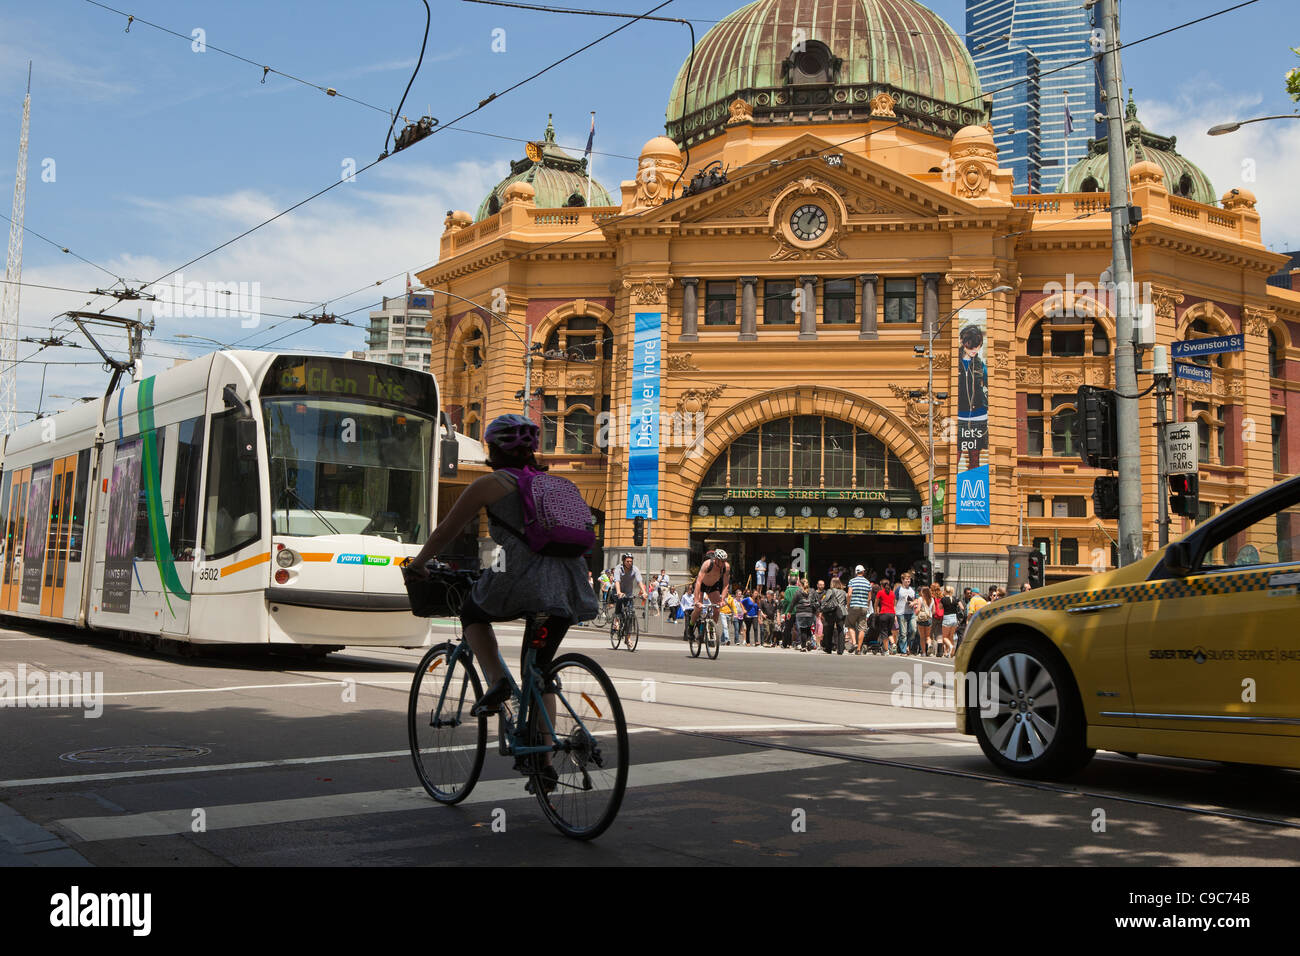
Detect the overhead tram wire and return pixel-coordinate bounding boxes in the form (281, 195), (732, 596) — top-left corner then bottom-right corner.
(131, 0), (677, 306)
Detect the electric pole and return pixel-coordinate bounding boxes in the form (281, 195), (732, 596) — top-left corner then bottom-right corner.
(1100, 0), (1143, 565)
(0, 63), (31, 437)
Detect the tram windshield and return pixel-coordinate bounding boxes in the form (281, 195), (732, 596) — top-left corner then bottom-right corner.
(260, 357), (437, 543)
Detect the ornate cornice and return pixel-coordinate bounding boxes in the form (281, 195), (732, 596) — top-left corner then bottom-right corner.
(677, 386), (727, 417)
(1150, 286), (1185, 320)
(622, 276), (674, 305)
(1243, 306), (1276, 337)
(943, 272), (1005, 300)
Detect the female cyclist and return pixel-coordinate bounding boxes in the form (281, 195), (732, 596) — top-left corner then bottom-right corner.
(407, 414), (598, 717)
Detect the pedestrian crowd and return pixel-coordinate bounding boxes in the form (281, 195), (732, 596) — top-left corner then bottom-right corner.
(591, 555), (1031, 656)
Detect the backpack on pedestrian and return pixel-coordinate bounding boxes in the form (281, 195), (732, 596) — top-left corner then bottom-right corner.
(492, 466), (596, 557)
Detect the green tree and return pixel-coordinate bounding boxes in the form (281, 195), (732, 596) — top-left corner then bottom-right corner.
(1288, 47), (1300, 102)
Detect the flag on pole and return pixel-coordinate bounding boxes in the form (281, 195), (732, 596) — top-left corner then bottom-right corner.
(1064, 96), (1075, 135)
(583, 112), (595, 162)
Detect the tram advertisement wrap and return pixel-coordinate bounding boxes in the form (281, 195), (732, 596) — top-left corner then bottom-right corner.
(102, 438), (142, 613)
(956, 309), (989, 526)
(20, 463), (53, 605)
(626, 311), (661, 520)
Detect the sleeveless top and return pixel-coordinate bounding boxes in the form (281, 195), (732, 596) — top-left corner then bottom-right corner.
(472, 471), (599, 622)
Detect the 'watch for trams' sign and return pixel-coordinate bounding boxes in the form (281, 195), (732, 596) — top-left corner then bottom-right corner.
(1164, 422), (1198, 475)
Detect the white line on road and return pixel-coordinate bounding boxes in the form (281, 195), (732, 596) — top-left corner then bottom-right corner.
(52, 749), (845, 843)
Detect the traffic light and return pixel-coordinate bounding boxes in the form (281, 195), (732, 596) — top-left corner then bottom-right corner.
(913, 559), (932, 589)
(633, 516), (645, 547)
(1092, 476), (1119, 520)
(1027, 551), (1045, 588)
(1168, 473), (1199, 518)
(1075, 386), (1118, 470)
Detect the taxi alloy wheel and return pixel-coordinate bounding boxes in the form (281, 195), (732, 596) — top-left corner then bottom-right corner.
(972, 637), (1093, 780)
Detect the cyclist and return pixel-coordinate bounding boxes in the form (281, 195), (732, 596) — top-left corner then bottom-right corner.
(689, 548), (730, 639)
(406, 414), (597, 732)
(612, 553), (648, 641)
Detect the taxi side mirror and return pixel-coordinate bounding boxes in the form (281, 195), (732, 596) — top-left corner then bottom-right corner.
(1164, 541), (1194, 577)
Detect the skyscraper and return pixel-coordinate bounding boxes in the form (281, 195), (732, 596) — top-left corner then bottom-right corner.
(966, 0), (1104, 193)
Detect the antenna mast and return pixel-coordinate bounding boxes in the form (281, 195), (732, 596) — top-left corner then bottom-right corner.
(0, 63), (31, 435)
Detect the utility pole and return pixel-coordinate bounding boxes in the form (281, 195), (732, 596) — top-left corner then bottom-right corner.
(1153, 347), (1172, 548)
(1100, 0), (1143, 565)
(1, 63), (31, 437)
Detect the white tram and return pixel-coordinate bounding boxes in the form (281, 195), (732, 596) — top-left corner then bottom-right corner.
(0, 351), (442, 651)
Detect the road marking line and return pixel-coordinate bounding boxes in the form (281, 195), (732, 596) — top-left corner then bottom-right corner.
(52, 749), (844, 842)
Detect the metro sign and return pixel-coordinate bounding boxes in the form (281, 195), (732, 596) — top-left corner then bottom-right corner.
(956, 465), (990, 526)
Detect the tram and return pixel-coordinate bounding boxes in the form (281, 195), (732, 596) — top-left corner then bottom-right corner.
(0, 351), (442, 651)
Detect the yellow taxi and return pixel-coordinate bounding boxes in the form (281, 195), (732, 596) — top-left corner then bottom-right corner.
(955, 474), (1300, 779)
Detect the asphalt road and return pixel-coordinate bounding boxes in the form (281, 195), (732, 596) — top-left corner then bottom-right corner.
(2, 614), (1299, 867)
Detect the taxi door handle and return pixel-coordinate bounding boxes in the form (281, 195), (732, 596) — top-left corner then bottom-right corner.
(1065, 602), (1124, 615)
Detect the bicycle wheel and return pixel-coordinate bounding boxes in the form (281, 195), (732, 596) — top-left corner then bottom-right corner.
(705, 619), (720, 659)
(608, 615), (621, 649)
(408, 643), (487, 805)
(527, 653), (628, 840)
(688, 619), (702, 657)
(626, 611), (639, 652)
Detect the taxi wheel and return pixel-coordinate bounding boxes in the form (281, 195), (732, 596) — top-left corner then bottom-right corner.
(971, 636), (1094, 781)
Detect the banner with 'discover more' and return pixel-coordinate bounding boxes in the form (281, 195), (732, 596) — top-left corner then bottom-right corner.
(626, 311), (661, 519)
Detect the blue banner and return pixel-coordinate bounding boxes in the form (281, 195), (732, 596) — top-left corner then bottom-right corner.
(955, 465), (991, 526)
(626, 311), (661, 519)
(1174, 361), (1213, 384)
(1171, 333), (1243, 359)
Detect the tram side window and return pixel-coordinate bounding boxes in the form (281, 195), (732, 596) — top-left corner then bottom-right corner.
(203, 411), (262, 558)
(133, 433), (167, 560)
(169, 417), (205, 561)
(69, 449), (90, 562)
(0, 470), (10, 562)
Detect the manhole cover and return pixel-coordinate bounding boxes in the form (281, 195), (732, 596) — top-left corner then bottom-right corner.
(60, 745), (211, 764)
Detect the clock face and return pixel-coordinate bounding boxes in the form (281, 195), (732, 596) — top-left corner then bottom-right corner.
(723, 505), (735, 517)
(697, 505), (710, 517)
(826, 506), (839, 519)
(749, 505), (761, 517)
(789, 203), (829, 242)
(906, 507), (919, 520)
(774, 505), (787, 517)
(879, 507), (892, 520)
(853, 507), (865, 519)
(800, 505), (813, 518)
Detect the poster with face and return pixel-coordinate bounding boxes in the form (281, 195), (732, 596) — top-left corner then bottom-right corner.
(20, 463), (53, 606)
(102, 438), (142, 613)
(956, 309), (990, 526)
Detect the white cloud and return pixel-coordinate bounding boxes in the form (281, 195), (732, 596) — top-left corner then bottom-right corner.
(1140, 88), (1300, 252)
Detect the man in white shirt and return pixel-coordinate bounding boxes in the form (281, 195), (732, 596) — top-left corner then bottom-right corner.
(755, 555), (767, 589)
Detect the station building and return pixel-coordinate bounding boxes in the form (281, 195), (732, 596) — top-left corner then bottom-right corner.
(418, 0), (1300, 587)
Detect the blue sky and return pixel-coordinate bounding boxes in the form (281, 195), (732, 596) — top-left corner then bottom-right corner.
(2, 0), (1297, 422)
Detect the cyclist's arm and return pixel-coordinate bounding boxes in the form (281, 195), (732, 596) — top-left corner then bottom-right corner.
(409, 472), (512, 571)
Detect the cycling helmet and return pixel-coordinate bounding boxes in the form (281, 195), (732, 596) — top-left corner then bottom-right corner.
(484, 413), (540, 452)
(712, 548), (728, 562)
(620, 553), (634, 561)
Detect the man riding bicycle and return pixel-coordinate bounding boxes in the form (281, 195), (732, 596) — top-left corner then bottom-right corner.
(612, 553), (647, 638)
(689, 548), (730, 639)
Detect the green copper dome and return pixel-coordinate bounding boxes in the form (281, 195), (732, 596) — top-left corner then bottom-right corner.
(666, 0), (987, 147)
(1057, 90), (1216, 204)
(476, 116), (613, 221)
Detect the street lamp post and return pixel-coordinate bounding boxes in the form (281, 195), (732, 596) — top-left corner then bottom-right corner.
(920, 285), (1014, 572)
(1207, 114), (1300, 136)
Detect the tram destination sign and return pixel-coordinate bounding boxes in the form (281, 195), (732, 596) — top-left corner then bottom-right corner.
(1171, 334), (1243, 359)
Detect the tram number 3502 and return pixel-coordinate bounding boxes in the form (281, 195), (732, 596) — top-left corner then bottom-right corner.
(197, 568), (220, 581)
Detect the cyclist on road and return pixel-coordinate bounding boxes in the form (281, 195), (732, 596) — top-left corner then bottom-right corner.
(612, 553), (648, 639)
(689, 548), (730, 638)
(407, 414), (597, 719)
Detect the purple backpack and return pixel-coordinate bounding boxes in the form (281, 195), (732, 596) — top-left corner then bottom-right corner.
(498, 467), (596, 557)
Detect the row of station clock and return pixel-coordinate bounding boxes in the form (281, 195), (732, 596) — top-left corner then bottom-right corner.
(696, 504), (921, 521)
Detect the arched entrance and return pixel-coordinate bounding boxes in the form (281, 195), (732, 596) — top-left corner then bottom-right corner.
(682, 389), (929, 588)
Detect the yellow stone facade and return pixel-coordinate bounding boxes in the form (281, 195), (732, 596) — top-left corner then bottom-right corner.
(419, 106), (1300, 587)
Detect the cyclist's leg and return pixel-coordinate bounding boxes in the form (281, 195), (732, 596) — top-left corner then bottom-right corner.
(526, 616), (572, 772)
(460, 596), (513, 711)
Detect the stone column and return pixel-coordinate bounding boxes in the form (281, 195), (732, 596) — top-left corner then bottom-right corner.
(922, 273), (942, 336)
(680, 277), (699, 342)
(739, 276), (758, 341)
(798, 275), (818, 340)
(858, 273), (878, 340)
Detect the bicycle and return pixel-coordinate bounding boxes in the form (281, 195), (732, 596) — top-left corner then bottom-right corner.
(687, 598), (721, 660)
(608, 596), (639, 652)
(406, 567), (629, 840)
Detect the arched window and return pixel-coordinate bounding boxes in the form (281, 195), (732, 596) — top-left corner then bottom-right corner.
(1026, 320), (1044, 357)
(1081, 176), (1100, 192)
(1270, 329), (1285, 378)
(1092, 322), (1110, 355)
(1176, 173), (1194, 198)
(783, 40), (839, 85)
(1051, 394), (1078, 458)
(538, 313), (613, 455)
(1185, 317), (1223, 368)
(448, 320), (488, 440)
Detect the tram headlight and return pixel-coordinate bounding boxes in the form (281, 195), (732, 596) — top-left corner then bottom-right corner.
(276, 548), (300, 568)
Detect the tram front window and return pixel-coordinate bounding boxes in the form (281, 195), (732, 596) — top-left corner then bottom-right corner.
(262, 398), (432, 543)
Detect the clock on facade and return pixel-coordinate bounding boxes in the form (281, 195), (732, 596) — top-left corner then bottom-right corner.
(853, 506), (865, 519)
(789, 203), (829, 242)
(879, 507), (892, 519)
(697, 505), (710, 517)
(749, 505), (761, 517)
(906, 507), (919, 519)
(826, 506), (839, 518)
(800, 505), (813, 518)
(774, 505), (787, 517)
(723, 505), (735, 517)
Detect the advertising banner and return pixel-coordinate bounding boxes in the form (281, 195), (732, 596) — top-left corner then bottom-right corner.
(102, 438), (142, 613)
(626, 311), (661, 519)
(20, 463), (52, 606)
(931, 479), (946, 525)
(956, 309), (990, 526)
